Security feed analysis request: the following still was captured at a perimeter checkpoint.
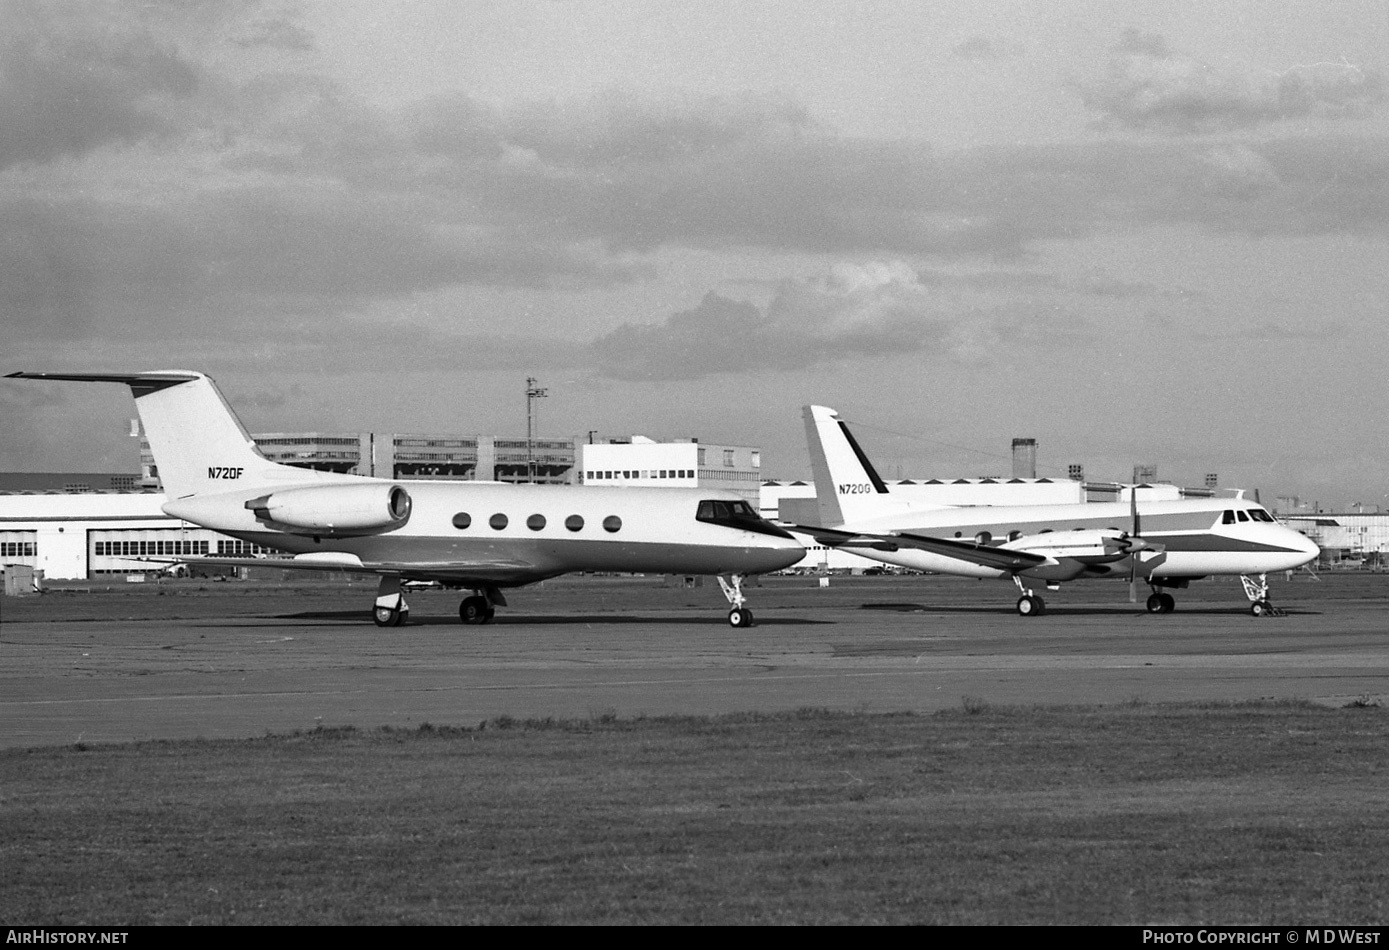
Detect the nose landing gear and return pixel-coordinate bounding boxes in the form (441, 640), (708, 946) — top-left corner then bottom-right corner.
(1241, 574), (1286, 617)
(718, 574), (758, 627)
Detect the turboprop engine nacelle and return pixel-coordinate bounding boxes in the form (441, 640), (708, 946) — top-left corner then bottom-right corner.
(245, 483), (412, 536)
(1007, 529), (1141, 564)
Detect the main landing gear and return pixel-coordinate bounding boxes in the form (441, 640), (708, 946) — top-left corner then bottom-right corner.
(1241, 573), (1286, 617)
(374, 576), (410, 627)
(459, 589), (505, 625)
(1012, 576), (1045, 617)
(372, 576), (507, 627)
(1146, 591), (1176, 614)
(718, 574), (757, 627)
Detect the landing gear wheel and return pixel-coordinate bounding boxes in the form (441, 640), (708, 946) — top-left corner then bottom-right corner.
(1016, 595), (1044, 617)
(728, 607), (755, 628)
(1250, 600), (1269, 617)
(460, 596), (491, 625)
(373, 606), (407, 627)
(1147, 593), (1175, 614)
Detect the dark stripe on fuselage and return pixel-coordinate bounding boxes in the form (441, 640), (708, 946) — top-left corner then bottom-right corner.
(1139, 533), (1309, 554)
(895, 509), (1222, 537)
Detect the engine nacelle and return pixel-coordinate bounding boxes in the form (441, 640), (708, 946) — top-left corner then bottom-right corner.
(245, 483), (412, 536)
(1007, 529), (1133, 563)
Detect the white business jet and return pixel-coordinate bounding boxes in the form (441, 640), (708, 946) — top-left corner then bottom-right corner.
(6, 371), (803, 627)
(797, 405), (1319, 617)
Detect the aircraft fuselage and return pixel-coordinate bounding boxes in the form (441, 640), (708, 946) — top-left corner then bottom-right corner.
(840, 498), (1318, 581)
(165, 479), (803, 585)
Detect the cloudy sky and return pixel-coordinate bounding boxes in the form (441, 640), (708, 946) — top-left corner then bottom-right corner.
(2, 0), (1386, 509)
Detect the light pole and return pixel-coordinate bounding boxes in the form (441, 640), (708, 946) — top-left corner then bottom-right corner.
(526, 377), (548, 483)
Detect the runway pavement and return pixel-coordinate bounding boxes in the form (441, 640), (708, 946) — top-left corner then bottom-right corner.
(1, 573), (1385, 749)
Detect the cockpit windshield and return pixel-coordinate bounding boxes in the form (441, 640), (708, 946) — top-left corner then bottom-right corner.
(1222, 507), (1277, 525)
(697, 499), (795, 539)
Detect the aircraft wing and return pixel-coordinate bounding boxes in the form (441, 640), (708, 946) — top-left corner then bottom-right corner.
(793, 524), (1049, 572)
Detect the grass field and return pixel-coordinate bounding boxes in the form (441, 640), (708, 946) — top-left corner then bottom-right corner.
(3, 701), (1387, 925)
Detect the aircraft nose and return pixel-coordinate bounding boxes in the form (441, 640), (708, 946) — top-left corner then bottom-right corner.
(1270, 525), (1320, 570)
(1292, 530), (1320, 566)
(759, 536), (807, 572)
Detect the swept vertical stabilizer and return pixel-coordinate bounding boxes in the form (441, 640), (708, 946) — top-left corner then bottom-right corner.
(5, 371), (338, 499)
(802, 405), (942, 527)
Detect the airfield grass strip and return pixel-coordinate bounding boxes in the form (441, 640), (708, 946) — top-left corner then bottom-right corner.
(3, 701), (1387, 925)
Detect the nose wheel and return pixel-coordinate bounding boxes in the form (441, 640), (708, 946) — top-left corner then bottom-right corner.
(1240, 574), (1287, 617)
(718, 575), (759, 627)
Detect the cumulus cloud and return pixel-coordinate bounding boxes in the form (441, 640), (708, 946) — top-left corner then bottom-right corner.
(586, 257), (1125, 381)
(0, 8), (199, 169)
(4, 4), (1388, 373)
(589, 262), (952, 380)
(1077, 30), (1386, 134)
(1197, 144), (1282, 197)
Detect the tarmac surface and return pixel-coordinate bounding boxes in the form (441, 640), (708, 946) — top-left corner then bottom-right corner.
(1, 571), (1385, 749)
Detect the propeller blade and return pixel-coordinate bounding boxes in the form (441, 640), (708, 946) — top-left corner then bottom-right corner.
(1129, 487), (1139, 602)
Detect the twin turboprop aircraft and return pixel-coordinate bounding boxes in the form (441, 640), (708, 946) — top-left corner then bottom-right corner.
(6, 371), (804, 627)
(797, 405), (1319, 616)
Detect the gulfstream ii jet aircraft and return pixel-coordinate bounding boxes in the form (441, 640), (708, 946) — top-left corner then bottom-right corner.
(798, 405), (1319, 617)
(6, 371), (803, 627)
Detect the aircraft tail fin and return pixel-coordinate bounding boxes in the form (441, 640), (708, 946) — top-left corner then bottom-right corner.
(802, 405), (897, 527)
(6, 371), (334, 499)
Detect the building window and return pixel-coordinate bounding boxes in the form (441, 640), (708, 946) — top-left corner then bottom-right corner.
(723, 449), (735, 467)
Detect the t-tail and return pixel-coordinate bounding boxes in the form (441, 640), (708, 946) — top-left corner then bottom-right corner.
(5, 371), (338, 499)
(802, 405), (936, 527)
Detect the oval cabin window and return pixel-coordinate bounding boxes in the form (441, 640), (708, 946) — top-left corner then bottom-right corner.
(527, 514), (546, 531)
(452, 513), (471, 530)
(603, 515), (622, 533)
(565, 515), (584, 532)
(489, 513), (508, 530)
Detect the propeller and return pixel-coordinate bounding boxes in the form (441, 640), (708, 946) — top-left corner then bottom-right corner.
(1121, 488), (1167, 602)
(1129, 488), (1140, 603)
